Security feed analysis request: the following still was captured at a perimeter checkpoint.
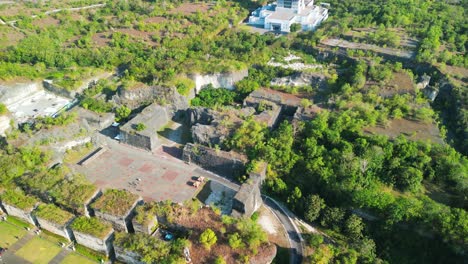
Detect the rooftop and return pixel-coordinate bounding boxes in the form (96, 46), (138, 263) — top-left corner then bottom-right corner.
(120, 103), (169, 138)
(34, 204), (74, 226)
(71, 216), (113, 239)
(91, 189), (141, 216)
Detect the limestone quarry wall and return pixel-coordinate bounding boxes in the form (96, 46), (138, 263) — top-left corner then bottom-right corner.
(191, 69), (248, 93)
(0, 82), (40, 105)
(36, 217), (74, 241)
(115, 247), (145, 264)
(43, 80), (75, 98)
(120, 131), (157, 152)
(132, 217), (157, 234)
(1, 203), (36, 225)
(94, 211), (129, 233)
(182, 143), (247, 179)
(72, 229), (114, 256)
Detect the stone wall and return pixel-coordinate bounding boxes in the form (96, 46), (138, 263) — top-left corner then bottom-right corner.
(94, 199), (142, 233)
(113, 85), (189, 113)
(120, 104), (170, 151)
(115, 247), (145, 264)
(182, 143), (247, 179)
(232, 162), (267, 217)
(132, 216), (157, 235)
(1, 203), (37, 225)
(190, 69), (248, 93)
(43, 80), (75, 99)
(72, 229), (114, 256)
(36, 217), (74, 241)
(120, 131), (157, 152)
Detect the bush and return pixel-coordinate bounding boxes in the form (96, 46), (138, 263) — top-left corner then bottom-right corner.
(290, 23), (302, 32)
(199, 228), (217, 250)
(135, 123), (146, 131)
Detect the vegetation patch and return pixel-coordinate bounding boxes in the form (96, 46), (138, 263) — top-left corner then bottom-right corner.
(0, 220), (27, 248)
(0, 189), (37, 210)
(91, 189), (139, 216)
(34, 203), (74, 226)
(15, 236), (62, 264)
(71, 216), (112, 239)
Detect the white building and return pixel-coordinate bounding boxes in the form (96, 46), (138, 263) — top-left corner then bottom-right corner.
(248, 0), (329, 32)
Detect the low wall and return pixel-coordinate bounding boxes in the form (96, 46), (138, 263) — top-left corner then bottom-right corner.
(72, 229), (114, 256)
(132, 217), (157, 235)
(182, 143), (247, 179)
(95, 211), (128, 233)
(1, 203), (36, 225)
(36, 217), (74, 241)
(43, 80), (74, 99)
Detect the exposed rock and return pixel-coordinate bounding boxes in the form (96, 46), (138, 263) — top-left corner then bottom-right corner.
(232, 162), (267, 218)
(271, 72), (328, 90)
(190, 69), (248, 93)
(114, 84), (189, 114)
(416, 74), (431, 90)
(191, 124), (226, 146)
(182, 143), (247, 179)
(119, 104), (170, 151)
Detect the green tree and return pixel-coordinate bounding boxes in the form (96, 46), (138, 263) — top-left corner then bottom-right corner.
(290, 23), (302, 32)
(344, 215), (364, 242)
(199, 228), (217, 250)
(135, 123), (146, 131)
(304, 194), (326, 222)
(115, 106), (131, 122)
(228, 232), (244, 249)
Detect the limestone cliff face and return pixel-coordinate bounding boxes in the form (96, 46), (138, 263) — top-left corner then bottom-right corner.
(0, 82), (40, 105)
(190, 69), (248, 93)
(113, 85), (189, 113)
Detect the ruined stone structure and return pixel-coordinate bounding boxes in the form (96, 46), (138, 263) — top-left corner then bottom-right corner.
(119, 104), (170, 151)
(1, 202), (37, 225)
(231, 162), (267, 217)
(36, 216), (75, 241)
(92, 193), (142, 233)
(182, 143), (247, 179)
(72, 227), (114, 256)
(76, 108), (115, 131)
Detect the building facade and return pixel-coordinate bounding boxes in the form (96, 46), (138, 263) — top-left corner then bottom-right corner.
(248, 0), (329, 32)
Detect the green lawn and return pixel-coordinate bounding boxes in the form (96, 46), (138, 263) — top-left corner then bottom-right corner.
(15, 236), (62, 264)
(61, 253), (97, 264)
(0, 221), (27, 248)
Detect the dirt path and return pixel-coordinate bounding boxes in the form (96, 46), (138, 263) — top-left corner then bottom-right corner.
(321, 38), (415, 59)
(6, 3), (106, 25)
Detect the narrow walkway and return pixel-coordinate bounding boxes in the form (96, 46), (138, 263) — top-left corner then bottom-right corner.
(7, 233), (34, 253)
(48, 248), (70, 264)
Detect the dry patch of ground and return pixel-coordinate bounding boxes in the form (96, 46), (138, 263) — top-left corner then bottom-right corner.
(364, 118), (443, 144)
(169, 3), (211, 15)
(145, 16), (166, 23)
(92, 32), (111, 47)
(367, 71), (415, 97)
(0, 26), (24, 47)
(32, 16), (60, 28)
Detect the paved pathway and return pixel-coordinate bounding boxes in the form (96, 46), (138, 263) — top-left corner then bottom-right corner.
(48, 248), (70, 264)
(0, 233), (34, 264)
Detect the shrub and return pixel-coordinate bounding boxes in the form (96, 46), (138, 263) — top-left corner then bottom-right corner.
(135, 123), (146, 131)
(199, 228), (217, 250)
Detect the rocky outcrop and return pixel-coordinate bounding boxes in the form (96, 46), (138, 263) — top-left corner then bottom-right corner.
(113, 84), (189, 114)
(190, 69), (248, 93)
(232, 162), (267, 217)
(182, 143), (247, 179)
(271, 72), (328, 91)
(119, 104), (170, 151)
(115, 247), (145, 264)
(0, 82), (40, 105)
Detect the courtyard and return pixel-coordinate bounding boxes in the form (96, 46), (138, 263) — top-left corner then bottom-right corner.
(71, 135), (206, 203)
